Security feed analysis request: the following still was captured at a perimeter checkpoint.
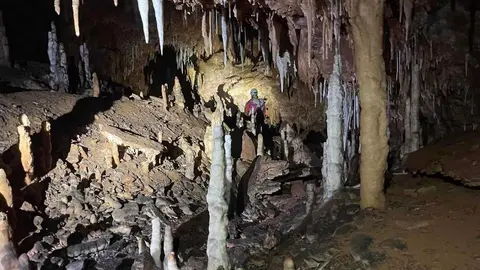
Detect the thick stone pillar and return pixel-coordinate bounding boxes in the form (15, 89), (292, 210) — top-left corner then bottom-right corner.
(347, 0), (389, 209)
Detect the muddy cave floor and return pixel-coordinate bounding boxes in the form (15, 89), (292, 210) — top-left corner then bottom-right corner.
(1, 91), (480, 269)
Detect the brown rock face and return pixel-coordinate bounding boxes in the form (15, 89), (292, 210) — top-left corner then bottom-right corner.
(241, 132), (256, 163)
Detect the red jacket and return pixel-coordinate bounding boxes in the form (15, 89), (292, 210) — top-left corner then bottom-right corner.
(244, 98), (266, 116)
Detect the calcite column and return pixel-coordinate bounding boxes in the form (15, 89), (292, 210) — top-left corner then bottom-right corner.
(347, 0), (389, 209)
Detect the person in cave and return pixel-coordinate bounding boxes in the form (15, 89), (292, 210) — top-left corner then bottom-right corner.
(244, 88), (266, 117)
(244, 88), (267, 133)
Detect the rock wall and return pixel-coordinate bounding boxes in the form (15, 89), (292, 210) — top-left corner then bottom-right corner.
(0, 11), (9, 67)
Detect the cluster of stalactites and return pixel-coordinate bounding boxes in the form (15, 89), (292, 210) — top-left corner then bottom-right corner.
(136, 0), (165, 54)
(176, 46), (195, 74)
(53, 0), (80, 36)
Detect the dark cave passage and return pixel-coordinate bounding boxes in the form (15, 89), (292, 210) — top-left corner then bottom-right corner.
(0, 0), (480, 269)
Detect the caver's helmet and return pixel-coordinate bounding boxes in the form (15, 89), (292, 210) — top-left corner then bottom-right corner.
(250, 88), (258, 97)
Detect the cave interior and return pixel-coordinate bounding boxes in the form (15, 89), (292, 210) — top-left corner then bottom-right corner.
(0, 0), (480, 269)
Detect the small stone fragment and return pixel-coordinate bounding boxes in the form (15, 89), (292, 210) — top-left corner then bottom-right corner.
(111, 202), (139, 222)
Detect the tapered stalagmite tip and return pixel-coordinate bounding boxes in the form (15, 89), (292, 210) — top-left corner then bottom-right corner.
(283, 255), (295, 270)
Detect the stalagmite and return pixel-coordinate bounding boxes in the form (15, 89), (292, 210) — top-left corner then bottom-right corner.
(221, 8), (228, 66)
(256, 133), (264, 157)
(150, 217), (162, 267)
(137, 0), (150, 43)
(136, 236), (146, 254)
(19, 114), (30, 128)
(47, 22), (58, 90)
(72, 0), (80, 36)
(41, 121), (52, 173)
(322, 53), (344, 200)
(17, 126), (34, 185)
(58, 43), (69, 92)
(283, 256), (295, 270)
(152, 0), (164, 54)
(0, 212), (27, 270)
(347, 0), (389, 209)
(92, 72), (100, 97)
(224, 134), (232, 206)
(110, 142), (120, 167)
(173, 77), (185, 109)
(206, 109), (230, 270)
(163, 225), (178, 270)
(0, 169), (12, 208)
(79, 43), (92, 88)
(162, 84), (169, 110)
(54, 0), (60, 15)
(185, 148), (196, 180)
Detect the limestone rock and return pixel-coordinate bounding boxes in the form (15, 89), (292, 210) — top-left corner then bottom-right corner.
(99, 124), (163, 163)
(111, 202), (139, 223)
(241, 132), (256, 163)
(0, 170), (12, 208)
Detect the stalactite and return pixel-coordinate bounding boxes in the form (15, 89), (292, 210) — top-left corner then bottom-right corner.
(72, 0), (80, 36)
(114, 0), (118, 7)
(239, 26), (245, 70)
(209, 10), (213, 55)
(54, 0), (61, 15)
(202, 12), (208, 56)
(267, 15), (280, 68)
(152, 0), (164, 54)
(300, 0), (315, 67)
(284, 19), (297, 54)
(137, 0), (149, 43)
(410, 57), (420, 152)
(403, 0), (413, 40)
(276, 52), (292, 93)
(221, 8), (228, 67)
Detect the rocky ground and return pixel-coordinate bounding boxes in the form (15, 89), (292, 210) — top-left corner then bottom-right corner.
(0, 86), (327, 269)
(1, 75), (480, 270)
(251, 175), (480, 270)
(405, 130), (480, 186)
